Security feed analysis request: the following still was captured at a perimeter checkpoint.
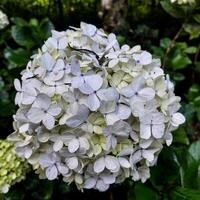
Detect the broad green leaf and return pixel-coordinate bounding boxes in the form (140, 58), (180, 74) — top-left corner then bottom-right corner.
(10, 17), (27, 26)
(173, 127), (189, 145)
(160, 1), (185, 18)
(184, 47), (197, 54)
(150, 147), (180, 189)
(11, 25), (35, 48)
(173, 73), (185, 82)
(175, 147), (199, 189)
(4, 47), (31, 69)
(171, 54), (191, 70)
(189, 140), (200, 162)
(160, 38), (171, 49)
(171, 187), (200, 200)
(193, 14), (200, 24)
(128, 183), (159, 200)
(39, 18), (54, 40)
(183, 23), (200, 40)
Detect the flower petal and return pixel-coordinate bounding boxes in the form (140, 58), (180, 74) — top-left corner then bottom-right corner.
(46, 165), (58, 180)
(93, 157), (105, 173)
(68, 138), (79, 153)
(87, 94), (100, 111)
(84, 75), (103, 91)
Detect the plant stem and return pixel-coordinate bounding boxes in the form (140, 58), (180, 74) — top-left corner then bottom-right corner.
(162, 25), (184, 69)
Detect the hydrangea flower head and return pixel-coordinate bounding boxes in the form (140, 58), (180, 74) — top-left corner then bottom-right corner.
(8, 22), (185, 191)
(0, 10), (9, 30)
(0, 140), (29, 193)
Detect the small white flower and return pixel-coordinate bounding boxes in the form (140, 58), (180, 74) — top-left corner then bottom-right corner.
(27, 94), (61, 129)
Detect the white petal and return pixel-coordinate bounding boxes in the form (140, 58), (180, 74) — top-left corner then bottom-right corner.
(46, 165), (58, 180)
(96, 180), (109, 192)
(152, 124), (165, 139)
(71, 58), (81, 76)
(21, 94), (36, 105)
(87, 94), (100, 111)
(142, 149), (156, 163)
(19, 123), (29, 133)
(57, 163), (69, 175)
(14, 79), (21, 91)
(165, 132), (173, 146)
(130, 150), (142, 164)
(66, 157), (78, 169)
(24, 147), (32, 159)
(108, 59), (119, 68)
(68, 138), (79, 153)
(97, 87), (119, 101)
(171, 113), (185, 127)
(105, 155), (120, 172)
(58, 36), (68, 49)
(48, 105), (61, 116)
(116, 104), (131, 120)
(72, 76), (84, 88)
(37, 132), (49, 143)
(120, 85), (134, 98)
(35, 93), (51, 110)
(81, 22), (97, 37)
(140, 124), (151, 139)
(66, 116), (83, 127)
(138, 87), (155, 101)
(140, 51), (152, 65)
(84, 75), (103, 91)
(27, 107), (44, 123)
(39, 154), (55, 167)
(79, 137), (90, 151)
(93, 157), (105, 173)
(84, 178), (97, 189)
(79, 83), (94, 94)
(53, 139), (63, 152)
(101, 175), (116, 184)
(41, 52), (56, 71)
(43, 114), (55, 130)
(118, 157), (131, 168)
(105, 113), (120, 125)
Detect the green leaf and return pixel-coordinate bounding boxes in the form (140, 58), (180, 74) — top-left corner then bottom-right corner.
(193, 14), (200, 24)
(160, 1), (185, 18)
(11, 25), (35, 48)
(4, 47), (31, 68)
(160, 38), (171, 49)
(183, 23), (200, 40)
(10, 17), (27, 26)
(184, 47), (197, 54)
(173, 73), (185, 82)
(128, 183), (159, 200)
(189, 140), (200, 162)
(171, 54), (192, 70)
(171, 187), (200, 200)
(173, 127), (189, 145)
(39, 18), (54, 40)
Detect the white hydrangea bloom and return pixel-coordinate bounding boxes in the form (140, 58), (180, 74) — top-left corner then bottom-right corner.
(8, 22), (185, 191)
(170, 0), (195, 4)
(0, 10), (9, 30)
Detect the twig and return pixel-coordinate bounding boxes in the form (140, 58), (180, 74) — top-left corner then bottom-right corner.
(162, 26), (184, 69)
(68, 43), (100, 60)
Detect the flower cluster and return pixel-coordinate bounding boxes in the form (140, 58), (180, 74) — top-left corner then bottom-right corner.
(8, 22), (185, 191)
(0, 10), (9, 30)
(170, 0), (195, 4)
(0, 140), (29, 193)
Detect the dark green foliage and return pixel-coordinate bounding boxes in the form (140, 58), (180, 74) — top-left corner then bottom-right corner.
(0, 0), (200, 199)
